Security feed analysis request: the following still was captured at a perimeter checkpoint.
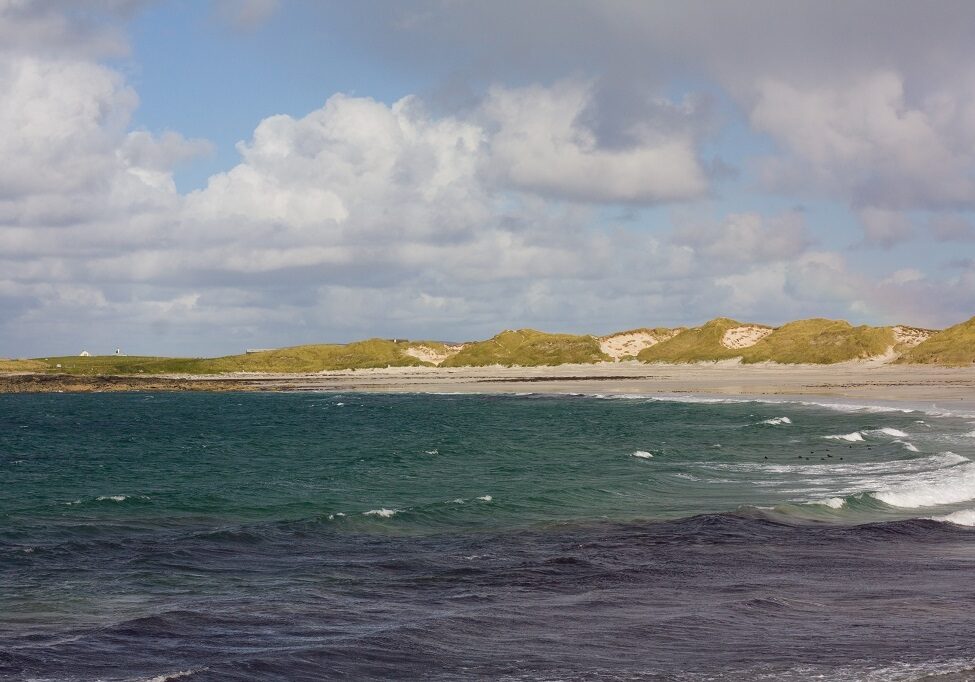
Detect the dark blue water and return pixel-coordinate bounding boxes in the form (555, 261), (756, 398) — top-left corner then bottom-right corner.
(2, 392), (975, 680)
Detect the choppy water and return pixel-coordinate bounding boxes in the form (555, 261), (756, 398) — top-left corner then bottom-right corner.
(2, 392), (975, 680)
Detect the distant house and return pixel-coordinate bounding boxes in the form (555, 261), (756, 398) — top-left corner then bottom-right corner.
(79, 350), (91, 357)
(245, 348), (277, 354)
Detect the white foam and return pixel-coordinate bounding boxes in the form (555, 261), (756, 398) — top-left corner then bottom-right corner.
(143, 670), (202, 682)
(712, 453), (973, 508)
(872, 427), (909, 438)
(631, 450), (654, 459)
(825, 431), (864, 442)
(932, 509), (975, 526)
(363, 508), (397, 518)
(96, 495), (147, 502)
(477, 495), (493, 502)
(822, 497), (846, 509)
(874, 459), (975, 508)
(424, 449), (439, 455)
(898, 441), (920, 452)
(760, 416), (792, 425)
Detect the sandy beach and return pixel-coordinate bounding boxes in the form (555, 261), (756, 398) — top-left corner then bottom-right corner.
(5, 361), (975, 407)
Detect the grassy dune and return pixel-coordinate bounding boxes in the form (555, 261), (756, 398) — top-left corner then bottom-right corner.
(637, 318), (760, 363)
(898, 316), (975, 366)
(440, 329), (609, 367)
(741, 319), (895, 364)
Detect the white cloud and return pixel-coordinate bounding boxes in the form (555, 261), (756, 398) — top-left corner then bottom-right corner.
(481, 81), (708, 203)
(673, 211), (810, 266)
(750, 72), (975, 211)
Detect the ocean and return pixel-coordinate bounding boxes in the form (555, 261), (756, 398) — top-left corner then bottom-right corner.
(2, 391), (975, 681)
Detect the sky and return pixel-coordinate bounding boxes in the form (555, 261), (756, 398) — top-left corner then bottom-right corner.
(1, 0), (974, 357)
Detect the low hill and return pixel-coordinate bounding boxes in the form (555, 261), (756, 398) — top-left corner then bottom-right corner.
(18, 339), (453, 376)
(740, 319), (895, 364)
(897, 316), (975, 366)
(440, 329), (609, 367)
(637, 318), (768, 363)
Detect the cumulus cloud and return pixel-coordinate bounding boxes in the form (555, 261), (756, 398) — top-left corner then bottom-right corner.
(751, 73), (975, 211)
(481, 81), (709, 203)
(672, 211), (811, 266)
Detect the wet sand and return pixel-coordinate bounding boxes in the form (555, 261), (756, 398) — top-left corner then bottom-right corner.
(4, 362), (975, 407)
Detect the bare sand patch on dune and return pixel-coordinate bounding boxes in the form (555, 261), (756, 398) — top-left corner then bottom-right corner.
(721, 326), (773, 349)
(893, 326), (933, 348)
(403, 345), (464, 366)
(600, 330), (678, 360)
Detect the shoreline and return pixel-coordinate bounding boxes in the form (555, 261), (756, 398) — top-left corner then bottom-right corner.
(2, 362), (975, 407)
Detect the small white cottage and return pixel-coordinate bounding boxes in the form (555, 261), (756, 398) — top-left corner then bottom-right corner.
(79, 350), (91, 357)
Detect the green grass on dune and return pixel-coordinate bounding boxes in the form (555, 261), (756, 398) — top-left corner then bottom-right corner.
(440, 329), (609, 367)
(637, 318), (758, 363)
(637, 317), (896, 364)
(898, 316), (975, 366)
(741, 319), (895, 364)
(600, 326), (682, 340)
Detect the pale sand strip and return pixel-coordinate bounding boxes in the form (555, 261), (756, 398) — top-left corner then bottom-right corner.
(199, 362), (975, 407)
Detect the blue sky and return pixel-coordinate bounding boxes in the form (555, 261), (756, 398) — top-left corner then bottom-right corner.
(0, 1), (973, 356)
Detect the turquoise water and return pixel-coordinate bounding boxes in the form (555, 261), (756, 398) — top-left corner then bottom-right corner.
(3, 392), (975, 680)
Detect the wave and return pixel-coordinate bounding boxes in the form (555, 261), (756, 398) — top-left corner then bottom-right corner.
(363, 508), (398, 518)
(873, 460), (975, 508)
(64, 494), (151, 505)
(142, 669), (204, 682)
(931, 509), (975, 526)
(760, 416), (792, 425)
(871, 427), (909, 438)
(824, 431), (864, 442)
(630, 450), (654, 459)
(710, 452), (968, 476)
(824, 427), (911, 442)
(597, 393), (975, 418)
